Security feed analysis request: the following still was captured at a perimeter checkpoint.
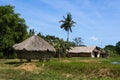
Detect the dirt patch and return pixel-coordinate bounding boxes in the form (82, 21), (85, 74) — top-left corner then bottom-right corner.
(14, 63), (43, 72)
(63, 73), (73, 78)
(98, 68), (113, 77)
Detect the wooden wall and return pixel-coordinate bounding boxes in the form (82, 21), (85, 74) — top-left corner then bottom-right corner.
(68, 53), (91, 57)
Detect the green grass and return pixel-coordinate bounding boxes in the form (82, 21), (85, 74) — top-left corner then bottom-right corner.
(0, 57), (120, 80)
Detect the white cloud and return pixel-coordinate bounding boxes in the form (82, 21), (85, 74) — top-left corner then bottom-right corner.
(90, 36), (98, 41)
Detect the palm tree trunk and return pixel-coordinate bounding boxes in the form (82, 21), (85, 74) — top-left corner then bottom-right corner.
(67, 31), (69, 42)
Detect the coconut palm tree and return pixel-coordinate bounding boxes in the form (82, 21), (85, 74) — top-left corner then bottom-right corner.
(59, 13), (75, 41)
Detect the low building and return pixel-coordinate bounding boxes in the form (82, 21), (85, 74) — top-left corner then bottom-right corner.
(67, 46), (105, 58)
(13, 35), (56, 62)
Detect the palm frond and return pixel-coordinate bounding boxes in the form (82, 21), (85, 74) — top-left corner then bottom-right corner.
(59, 13), (76, 41)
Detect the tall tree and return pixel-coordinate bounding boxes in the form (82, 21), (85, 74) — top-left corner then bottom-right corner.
(0, 5), (28, 58)
(59, 13), (75, 41)
(73, 37), (84, 46)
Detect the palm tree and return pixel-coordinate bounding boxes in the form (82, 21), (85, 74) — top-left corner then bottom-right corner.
(54, 39), (74, 58)
(59, 13), (75, 41)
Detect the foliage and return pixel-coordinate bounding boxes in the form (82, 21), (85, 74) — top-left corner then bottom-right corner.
(0, 5), (28, 58)
(116, 41), (120, 55)
(104, 45), (118, 57)
(59, 13), (75, 41)
(54, 39), (74, 57)
(0, 52), (3, 58)
(104, 41), (120, 57)
(44, 35), (60, 46)
(28, 29), (35, 37)
(37, 33), (75, 57)
(37, 32), (46, 39)
(73, 37), (84, 46)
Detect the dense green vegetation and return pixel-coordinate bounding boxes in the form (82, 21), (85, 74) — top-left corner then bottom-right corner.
(0, 5), (28, 58)
(104, 41), (120, 57)
(0, 57), (120, 80)
(37, 31), (75, 57)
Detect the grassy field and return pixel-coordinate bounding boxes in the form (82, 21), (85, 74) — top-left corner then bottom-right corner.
(0, 57), (120, 80)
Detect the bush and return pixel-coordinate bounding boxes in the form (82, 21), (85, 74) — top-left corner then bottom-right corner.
(0, 52), (3, 58)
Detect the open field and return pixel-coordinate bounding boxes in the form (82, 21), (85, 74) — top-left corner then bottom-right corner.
(0, 57), (120, 80)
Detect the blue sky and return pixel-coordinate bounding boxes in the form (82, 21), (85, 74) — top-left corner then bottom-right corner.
(0, 0), (120, 48)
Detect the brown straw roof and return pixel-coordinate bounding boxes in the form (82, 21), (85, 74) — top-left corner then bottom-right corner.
(13, 35), (56, 52)
(68, 46), (97, 53)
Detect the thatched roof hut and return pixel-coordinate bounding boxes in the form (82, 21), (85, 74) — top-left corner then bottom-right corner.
(67, 46), (105, 58)
(68, 46), (97, 54)
(13, 35), (56, 61)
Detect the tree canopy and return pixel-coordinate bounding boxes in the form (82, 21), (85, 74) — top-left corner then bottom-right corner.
(73, 37), (84, 46)
(104, 41), (120, 57)
(37, 33), (75, 58)
(0, 5), (28, 58)
(59, 13), (75, 41)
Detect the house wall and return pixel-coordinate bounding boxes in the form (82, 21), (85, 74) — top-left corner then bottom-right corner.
(69, 53), (91, 57)
(97, 53), (100, 58)
(91, 52), (101, 58)
(91, 52), (95, 58)
(69, 52), (102, 58)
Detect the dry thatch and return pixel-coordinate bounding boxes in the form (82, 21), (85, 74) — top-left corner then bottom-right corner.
(68, 46), (97, 53)
(13, 35), (56, 61)
(13, 35), (56, 52)
(67, 46), (107, 58)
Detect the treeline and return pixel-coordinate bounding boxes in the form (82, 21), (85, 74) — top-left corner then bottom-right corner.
(0, 5), (81, 58)
(104, 41), (120, 57)
(0, 5), (120, 58)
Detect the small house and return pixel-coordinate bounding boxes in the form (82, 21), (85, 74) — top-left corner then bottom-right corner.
(67, 46), (105, 58)
(13, 35), (56, 62)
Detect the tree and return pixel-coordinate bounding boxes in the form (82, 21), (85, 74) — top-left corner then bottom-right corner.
(37, 32), (45, 39)
(0, 5), (28, 58)
(59, 13), (75, 41)
(37, 32), (74, 58)
(54, 39), (73, 58)
(73, 37), (84, 46)
(116, 41), (120, 55)
(28, 29), (35, 37)
(104, 45), (118, 57)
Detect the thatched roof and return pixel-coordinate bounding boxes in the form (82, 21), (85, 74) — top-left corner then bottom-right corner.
(13, 35), (56, 52)
(68, 46), (97, 53)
